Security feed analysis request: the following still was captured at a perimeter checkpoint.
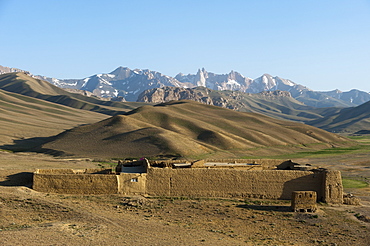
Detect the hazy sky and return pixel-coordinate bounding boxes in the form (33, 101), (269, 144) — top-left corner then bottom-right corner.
(1, 0), (370, 92)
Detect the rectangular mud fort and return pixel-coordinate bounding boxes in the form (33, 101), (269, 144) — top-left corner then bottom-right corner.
(33, 159), (343, 204)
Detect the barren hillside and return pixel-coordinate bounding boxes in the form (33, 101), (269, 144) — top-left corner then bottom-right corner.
(30, 100), (352, 159)
(0, 89), (108, 146)
(309, 100), (370, 134)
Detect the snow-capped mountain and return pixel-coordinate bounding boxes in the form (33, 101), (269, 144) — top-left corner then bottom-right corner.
(175, 68), (253, 91)
(1, 65), (370, 107)
(320, 89), (370, 106)
(39, 67), (191, 101)
(175, 70), (370, 107)
(175, 69), (305, 94)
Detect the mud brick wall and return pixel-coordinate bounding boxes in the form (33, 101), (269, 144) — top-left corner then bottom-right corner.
(118, 173), (146, 195)
(146, 169), (324, 200)
(33, 169), (118, 194)
(33, 167), (343, 203)
(322, 170), (343, 204)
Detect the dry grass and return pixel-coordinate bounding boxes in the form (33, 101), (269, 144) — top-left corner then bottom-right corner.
(0, 180), (369, 245)
(33, 100), (353, 159)
(0, 89), (108, 145)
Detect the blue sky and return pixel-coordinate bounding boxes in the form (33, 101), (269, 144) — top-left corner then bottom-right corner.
(1, 0), (370, 92)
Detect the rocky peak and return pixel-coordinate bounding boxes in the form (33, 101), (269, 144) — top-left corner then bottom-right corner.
(259, 90), (292, 98)
(194, 68), (208, 87)
(110, 66), (132, 80)
(137, 86), (213, 105)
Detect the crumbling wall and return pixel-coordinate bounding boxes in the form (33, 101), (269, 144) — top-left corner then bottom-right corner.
(146, 169), (324, 200)
(148, 159), (284, 169)
(205, 159), (284, 169)
(291, 191), (317, 212)
(322, 170), (343, 204)
(33, 169), (118, 194)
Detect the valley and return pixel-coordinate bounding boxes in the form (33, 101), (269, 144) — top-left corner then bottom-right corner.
(0, 69), (369, 245)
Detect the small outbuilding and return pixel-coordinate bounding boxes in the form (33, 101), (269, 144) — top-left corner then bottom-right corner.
(291, 191), (317, 212)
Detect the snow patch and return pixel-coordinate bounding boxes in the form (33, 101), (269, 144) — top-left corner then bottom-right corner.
(99, 78), (112, 86)
(262, 76), (268, 85)
(82, 78), (90, 87)
(226, 79), (240, 85)
(283, 80), (295, 86)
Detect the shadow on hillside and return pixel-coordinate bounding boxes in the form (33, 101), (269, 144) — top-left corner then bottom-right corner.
(0, 137), (65, 156)
(354, 130), (370, 135)
(0, 172), (33, 187)
(237, 204), (292, 212)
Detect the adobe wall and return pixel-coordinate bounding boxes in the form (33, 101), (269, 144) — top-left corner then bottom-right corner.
(33, 166), (343, 203)
(33, 169), (118, 194)
(118, 173), (146, 195)
(322, 170), (343, 204)
(146, 169), (324, 200)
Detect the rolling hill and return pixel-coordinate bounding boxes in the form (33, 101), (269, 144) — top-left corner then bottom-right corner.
(0, 88), (108, 146)
(137, 86), (342, 122)
(30, 100), (352, 159)
(0, 72), (148, 116)
(309, 100), (370, 134)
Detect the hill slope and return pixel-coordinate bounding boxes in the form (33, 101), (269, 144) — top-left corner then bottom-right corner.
(137, 86), (342, 122)
(0, 72), (148, 116)
(309, 100), (370, 133)
(0, 88), (108, 146)
(34, 100), (351, 158)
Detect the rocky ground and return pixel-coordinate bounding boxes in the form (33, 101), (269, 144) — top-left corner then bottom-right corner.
(0, 151), (369, 245)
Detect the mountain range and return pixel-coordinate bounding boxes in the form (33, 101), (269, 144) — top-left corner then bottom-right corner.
(137, 86), (370, 134)
(1, 65), (369, 108)
(0, 71), (365, 158)
(137, 86), (341, 122)
(0, 72), (147, 116)
(1, 66), (370, 135)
